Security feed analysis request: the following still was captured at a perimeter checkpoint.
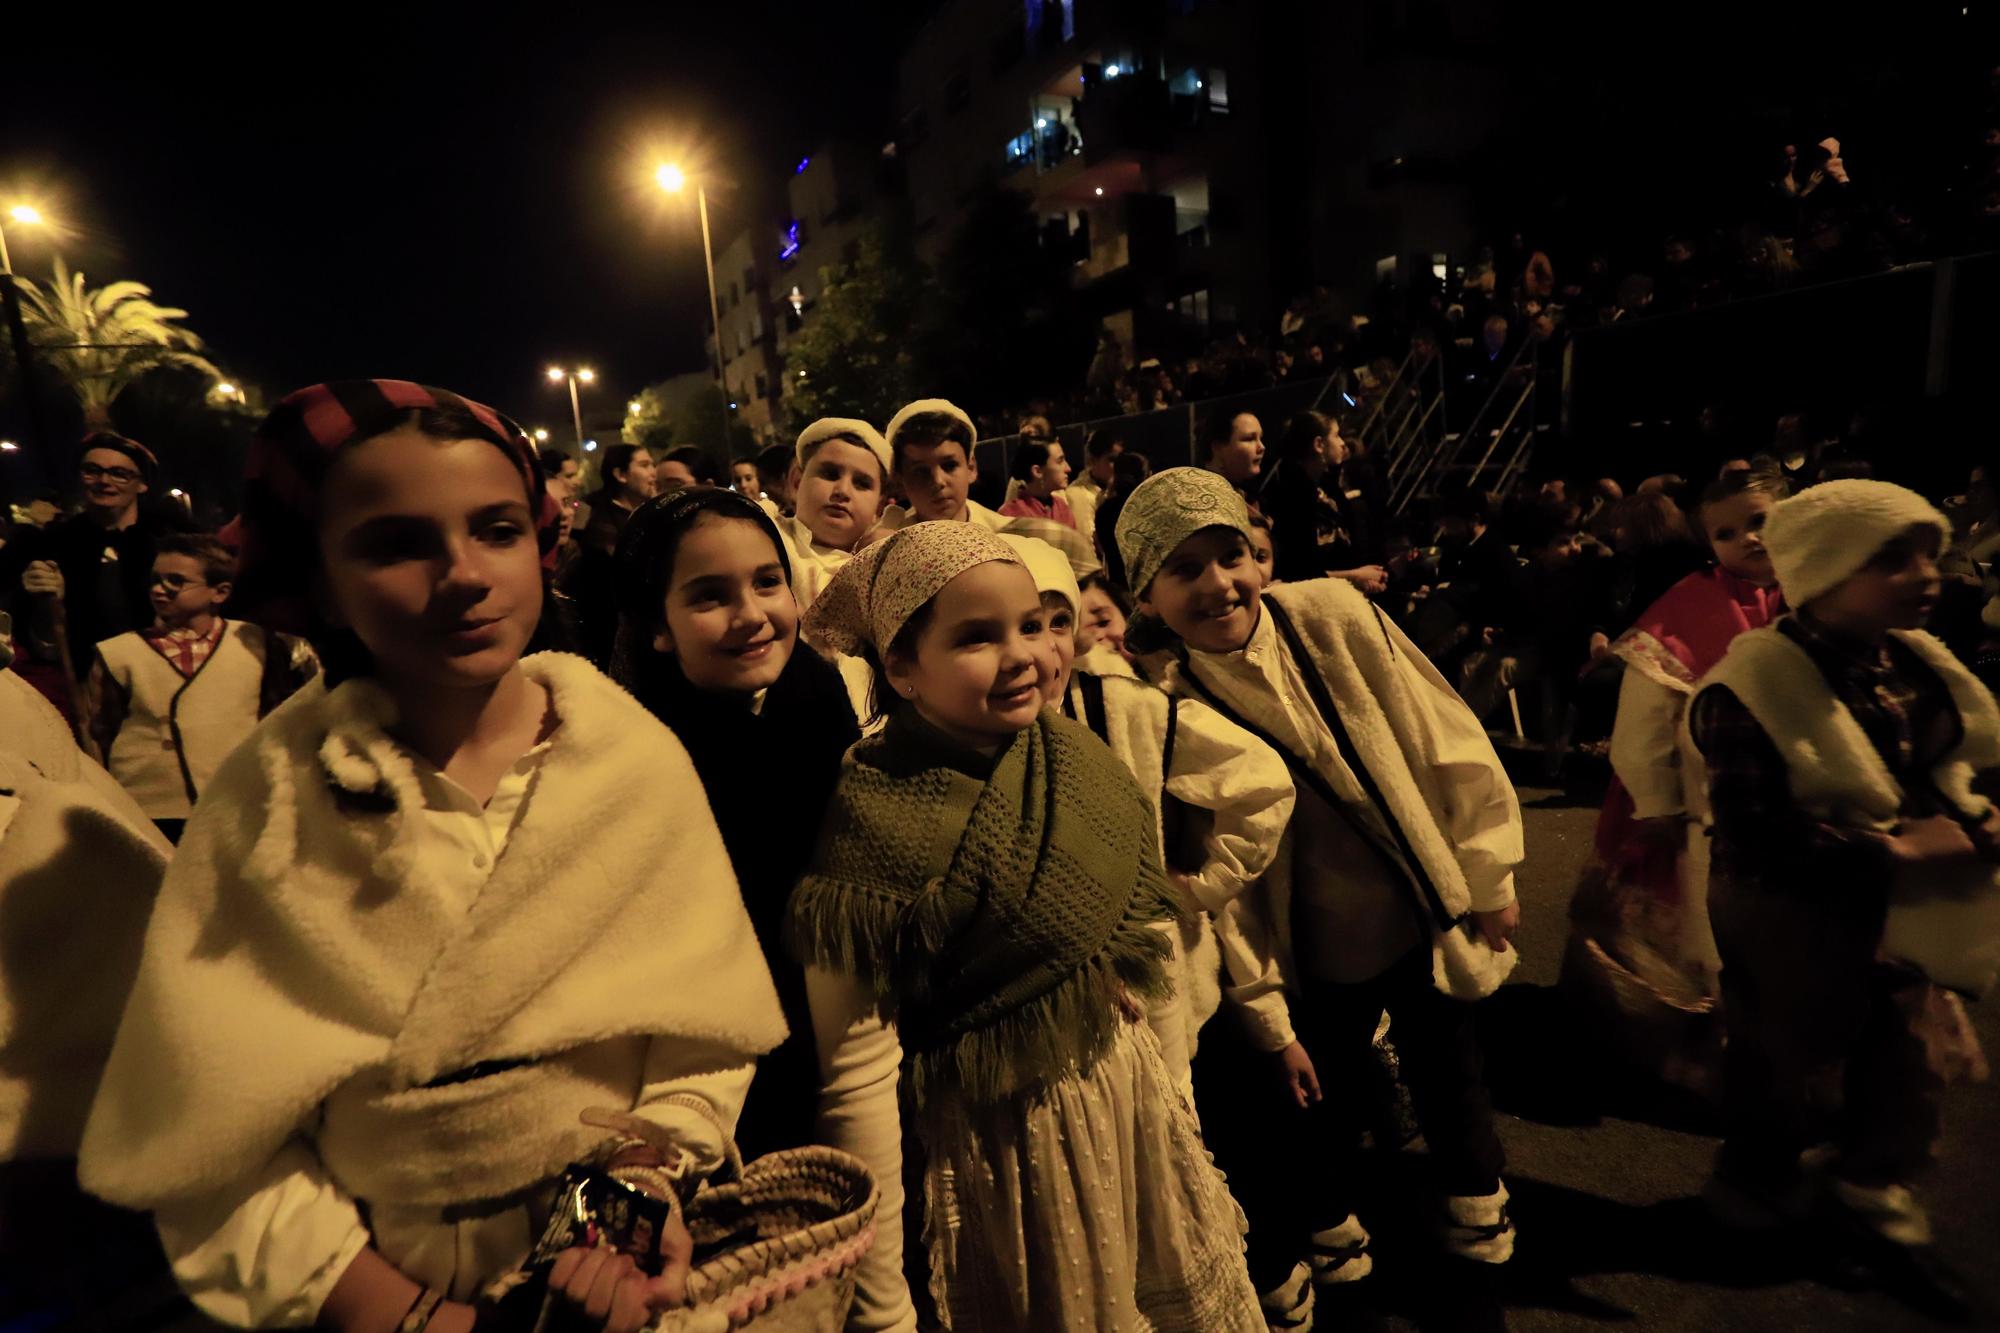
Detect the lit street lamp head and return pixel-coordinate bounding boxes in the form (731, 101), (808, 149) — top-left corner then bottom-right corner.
(547, 366), (566, 382)
(7, 205), (44, 226)
(578, 368), (596, 384)
(656, 164), (687, 193)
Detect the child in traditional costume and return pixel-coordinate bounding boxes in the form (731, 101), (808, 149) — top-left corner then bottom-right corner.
(87, 532), (318, 843)
(1117, 467), (1525, 1324)
(611, 486), (907, 1330)
(608, 486), (865, 1159)
(795, 521), (1263, 1332)
(79, 381), (787, 1333)
(1562, 467), (1786, 1095)
(776, 418), (891, 611)
(1003, 531), (1298, 1093)
(1693, 480), (2000, 1320)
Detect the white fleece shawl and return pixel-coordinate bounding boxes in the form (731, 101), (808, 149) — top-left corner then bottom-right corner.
(0, 672), (170, 1160)
(1161, 579), (1524, 999)
(80, 652), (787, 1208)
(1698, 625), (2000, 994)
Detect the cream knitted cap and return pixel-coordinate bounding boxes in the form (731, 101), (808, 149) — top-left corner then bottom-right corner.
(795, 417), (890, 478)
(1763, 479), (1950, 608)
(884, 399), (978, 461)
(999, 532), (1081, 616)
(1114, 466), (1254, 596)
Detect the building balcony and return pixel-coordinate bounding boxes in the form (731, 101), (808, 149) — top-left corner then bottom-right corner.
(1072, 68), (1218, 168)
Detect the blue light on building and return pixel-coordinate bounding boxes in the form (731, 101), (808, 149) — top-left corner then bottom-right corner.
(795, 156), (811, 175)
(778, 220), (801, 262)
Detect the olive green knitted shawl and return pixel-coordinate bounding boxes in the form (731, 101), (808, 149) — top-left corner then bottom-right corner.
(788, 707), (1177, 1106)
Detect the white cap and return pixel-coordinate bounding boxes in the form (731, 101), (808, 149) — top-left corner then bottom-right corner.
(884, 399), (977, 463)
(1763, 479), (1949, 609)
(795, 418), (890, 478)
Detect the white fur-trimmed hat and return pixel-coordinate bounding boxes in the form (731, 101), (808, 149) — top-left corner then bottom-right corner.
(998, 532), (1081, 616)
(1763, 479), (1950, 609)
(884, 399), (977, 462)
(795, 417), (890, 477)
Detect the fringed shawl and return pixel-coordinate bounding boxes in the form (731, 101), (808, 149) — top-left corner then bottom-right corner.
(788, 708), (1176, 1106)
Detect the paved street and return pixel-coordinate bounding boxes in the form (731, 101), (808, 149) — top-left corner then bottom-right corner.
(1355, 780), (2000, 1333)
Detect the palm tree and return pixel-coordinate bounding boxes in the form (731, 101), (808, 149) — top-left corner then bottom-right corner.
(16, 258), (221, 428)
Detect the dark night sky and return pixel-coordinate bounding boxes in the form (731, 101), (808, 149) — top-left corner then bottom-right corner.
(2, 4), (931, 430)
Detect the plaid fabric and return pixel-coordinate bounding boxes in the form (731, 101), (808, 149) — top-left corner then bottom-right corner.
(141, 618), (226, 679)
(1691, 614), (1961, 901)
(225, 380), (561, 628)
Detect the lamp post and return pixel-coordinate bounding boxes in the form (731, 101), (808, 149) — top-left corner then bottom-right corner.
(546, 365), (595, 451)
(656, 165), (726, 391)
(0, 204), (53, 484)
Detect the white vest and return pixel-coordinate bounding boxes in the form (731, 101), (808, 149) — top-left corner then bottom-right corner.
(97, 622), (274, 819)
(1698, 624), (2000, 994)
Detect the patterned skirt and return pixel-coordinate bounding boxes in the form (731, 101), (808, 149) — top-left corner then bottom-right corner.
(920, 1020), (1263, 1332)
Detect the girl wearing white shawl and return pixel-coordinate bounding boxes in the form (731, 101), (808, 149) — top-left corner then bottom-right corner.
(80, 381), (786, 1333)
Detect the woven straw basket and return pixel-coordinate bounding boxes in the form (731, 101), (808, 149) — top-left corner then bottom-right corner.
(653, 1142), (879, 1333)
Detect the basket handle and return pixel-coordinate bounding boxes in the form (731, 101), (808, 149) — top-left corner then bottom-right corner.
(581, 1100), (747, 1187)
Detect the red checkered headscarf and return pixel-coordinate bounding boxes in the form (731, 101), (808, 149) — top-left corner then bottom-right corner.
(225, 379), (560, 633)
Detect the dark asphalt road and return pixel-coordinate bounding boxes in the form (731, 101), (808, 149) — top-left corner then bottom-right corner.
(1354, 783), (2000, 1333)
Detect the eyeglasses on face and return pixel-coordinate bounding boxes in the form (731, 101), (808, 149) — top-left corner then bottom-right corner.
(150, 572), (208, 592)
(80, 462), (142, 484)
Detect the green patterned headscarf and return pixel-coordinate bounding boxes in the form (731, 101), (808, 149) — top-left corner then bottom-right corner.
(1114, 466), (1256, 596)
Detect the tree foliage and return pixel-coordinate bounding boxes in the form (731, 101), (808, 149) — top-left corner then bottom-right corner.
(16, 258), (221, 428)
(624, 373), (754, 459)
(782, 223), (927, 427)
(922, 187), (1096, 416)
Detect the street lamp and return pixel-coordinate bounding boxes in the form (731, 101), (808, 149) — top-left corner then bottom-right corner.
(0, 203), (54, 476)
(656, 163), (725, 390)
(546, 365), (596, 451)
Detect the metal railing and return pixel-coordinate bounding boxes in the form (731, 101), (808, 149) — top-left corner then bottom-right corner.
(1388, 339), (1540, 514)
(969, 370), (1363, 507)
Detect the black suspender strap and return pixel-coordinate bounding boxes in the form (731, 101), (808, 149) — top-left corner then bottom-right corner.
(1064, 671), (1111, 744)
(1261, 595), (1458, 929)
(1175, 598), (1458, 930)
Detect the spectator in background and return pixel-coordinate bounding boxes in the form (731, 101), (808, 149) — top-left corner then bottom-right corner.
(1018, 413), (1054, 442)
(1261, 411), (1387, 593)
(570, 442), (658, 666)
(1656, 235), (1702, 313)
(1463, 507), (1595, 779)
(1598, 492), (1709, 638)
(1425, 486), (1517, 674)
(1000, 439), (1078, 528)
(730, 457), (763, 501)
(1065, 428), (1124, 538)
(6, 435), (192, 726)
(660, 445), (722, 491)
(579, 444), (658, 556)
(1094, 450), (1155, 591)
(757, 442), (797, 515)
(1198, 409), (1267, 503)
(539, 447), (580, 492)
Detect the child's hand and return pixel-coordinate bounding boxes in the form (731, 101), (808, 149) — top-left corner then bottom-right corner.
(545, 1214), (692, 1333)
(1888, 815), (1981, 867)
(1271, 1039), (1322, 1108)
(1472, 902), (1521, 953)
(1967, 807), (2000, 861)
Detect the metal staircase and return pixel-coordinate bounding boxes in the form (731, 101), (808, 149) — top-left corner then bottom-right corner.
(1372, 340), (1541, 513)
